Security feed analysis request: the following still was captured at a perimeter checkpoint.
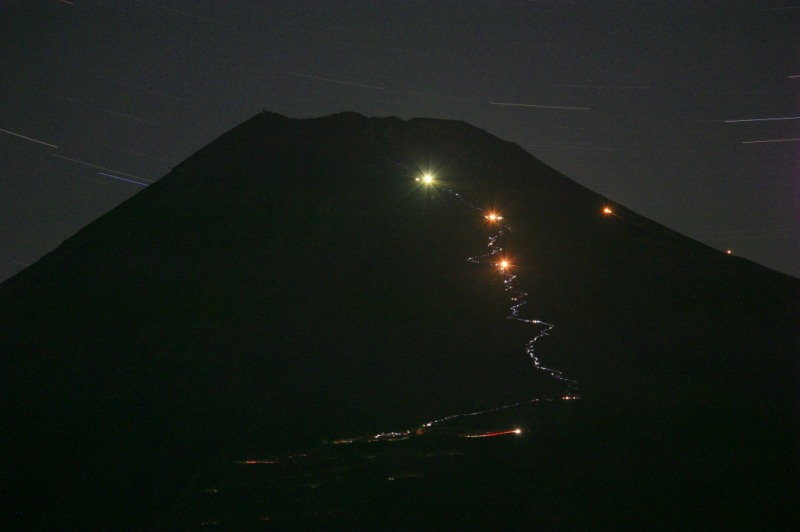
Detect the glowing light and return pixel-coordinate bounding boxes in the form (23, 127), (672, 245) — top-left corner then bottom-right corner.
(486, 212), (503, 222)
(603, 206), (613, 215)
(499, 260), (510, 270)
(423, 174), (434, 184)
(460, 428), (522, 439)
(726, 249), (733, 255)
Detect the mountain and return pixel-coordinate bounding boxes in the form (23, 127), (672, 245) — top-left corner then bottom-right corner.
(1, 112), (798, 528)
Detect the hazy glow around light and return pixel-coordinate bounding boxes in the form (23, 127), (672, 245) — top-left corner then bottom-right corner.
(499, 260), (510, 270)
(603, 206), (613, 215)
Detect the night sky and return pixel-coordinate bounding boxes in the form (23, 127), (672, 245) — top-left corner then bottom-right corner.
(2, 1), (798, 282)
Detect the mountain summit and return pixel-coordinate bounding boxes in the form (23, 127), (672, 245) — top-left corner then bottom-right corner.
(2, 112), (797, 527)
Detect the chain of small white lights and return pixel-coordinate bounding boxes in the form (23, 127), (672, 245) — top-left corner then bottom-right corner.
(328, 172), (580, 444)
(441, 185), (569, 384)
(417, 176), (578, 422)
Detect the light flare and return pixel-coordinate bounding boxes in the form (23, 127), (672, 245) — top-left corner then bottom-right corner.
(460, 428), (523, 439)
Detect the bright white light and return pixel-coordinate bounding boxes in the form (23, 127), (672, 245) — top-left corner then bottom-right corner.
(514, 428), (522, 434)
(603, 206), (613, 215)
(422, 174), (434, 184)
(499, 260), (510, 270)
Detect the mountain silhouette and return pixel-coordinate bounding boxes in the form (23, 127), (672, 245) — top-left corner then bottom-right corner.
(2, 112), (797, 527)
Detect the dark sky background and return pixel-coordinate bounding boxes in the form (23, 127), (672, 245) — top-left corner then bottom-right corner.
(1, 1), (798, 282)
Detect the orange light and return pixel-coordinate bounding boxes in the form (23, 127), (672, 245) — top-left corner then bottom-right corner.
(602, 206), (613, 215)
(499, 260), (510, 270)
(726, 249), (732, 255)
(486, 212), (503, 222)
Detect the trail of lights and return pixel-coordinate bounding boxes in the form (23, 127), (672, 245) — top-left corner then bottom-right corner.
(330, 172), (581, 445)
(724, 116), (800, 123)
(460, 428), (522, 439)
(52, 154), (154, 183)
(741, 137), (800, 144)
(98, 171), (150, 187)
(489, 101), (591, 111)
(419, 397), (544, 430)
(0, 127), (58, 148)
(287, 71), (387, 91)
(236, 453), (307, 464)
(433, 180), (578, 396)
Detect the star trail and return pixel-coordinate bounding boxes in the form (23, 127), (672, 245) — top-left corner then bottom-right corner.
(2, 2), (798, 281)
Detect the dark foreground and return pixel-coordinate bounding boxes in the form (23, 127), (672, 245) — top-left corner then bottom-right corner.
(158, 400), (797, 529)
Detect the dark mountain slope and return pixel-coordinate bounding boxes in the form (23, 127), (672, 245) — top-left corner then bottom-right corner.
(1, 112), (797, 527)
